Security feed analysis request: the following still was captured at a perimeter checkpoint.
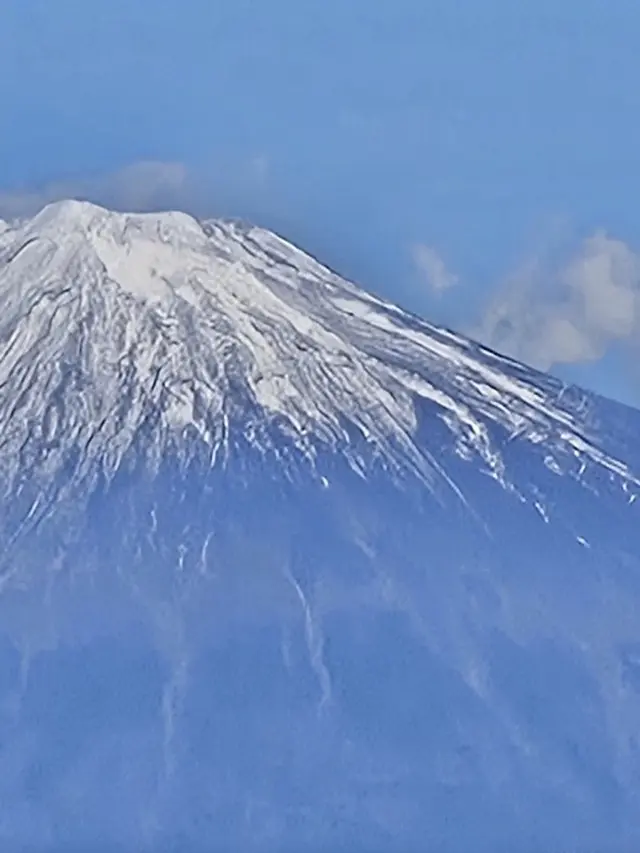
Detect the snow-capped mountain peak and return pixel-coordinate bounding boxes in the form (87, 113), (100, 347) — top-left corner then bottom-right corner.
(0, 200), (637, 503)
(3, 202), (640, 851)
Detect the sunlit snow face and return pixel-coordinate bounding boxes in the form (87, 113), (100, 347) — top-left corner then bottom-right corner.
(0, 199), (637, 502)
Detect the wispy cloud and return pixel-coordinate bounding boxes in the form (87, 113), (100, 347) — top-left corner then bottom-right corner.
(0, 156), (271, 221)
(474, 231), (640, 370)
(410, 244), (458, 294)
(0, 161), (192, 220)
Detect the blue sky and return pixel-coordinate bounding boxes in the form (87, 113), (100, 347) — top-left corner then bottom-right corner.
(2, 0), (640, 404)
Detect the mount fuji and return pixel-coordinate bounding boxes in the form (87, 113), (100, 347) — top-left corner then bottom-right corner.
(1, 200), (640, 851)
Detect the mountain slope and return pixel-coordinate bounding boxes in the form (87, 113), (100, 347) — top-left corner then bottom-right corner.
(1, 200), (640, 851)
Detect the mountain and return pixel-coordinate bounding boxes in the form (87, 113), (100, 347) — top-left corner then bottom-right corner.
(1, 199), (640, 851)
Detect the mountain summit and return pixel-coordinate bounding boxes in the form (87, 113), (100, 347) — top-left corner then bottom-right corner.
(1, 200), (640, 851)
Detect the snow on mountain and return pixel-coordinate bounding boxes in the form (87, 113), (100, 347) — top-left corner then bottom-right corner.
(0, 200), (636, 499)
(1, 200), (640, 851)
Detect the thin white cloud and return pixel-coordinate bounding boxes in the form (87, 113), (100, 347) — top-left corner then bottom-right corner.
(247, 154), (270, 186)
(0, 155), (270, 222)
(0, 161), (191, 220)
(411, 243), (458, 294)
(475, 231), (640, 370)
(95, 161), (190, 212)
